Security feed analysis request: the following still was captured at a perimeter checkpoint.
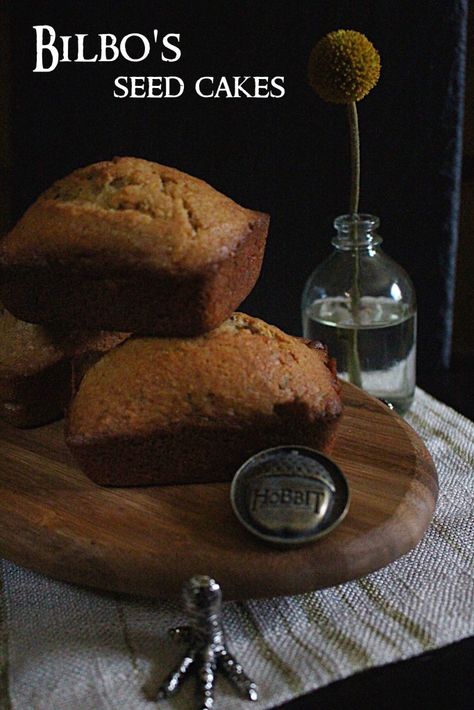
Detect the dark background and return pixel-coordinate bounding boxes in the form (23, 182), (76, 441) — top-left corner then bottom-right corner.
(5, 0), (468, 373)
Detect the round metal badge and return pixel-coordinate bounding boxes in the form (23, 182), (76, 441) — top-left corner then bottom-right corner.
(230, 446), (350, 546)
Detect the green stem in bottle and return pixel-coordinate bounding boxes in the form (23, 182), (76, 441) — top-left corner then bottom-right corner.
(346, 101), (362, 387)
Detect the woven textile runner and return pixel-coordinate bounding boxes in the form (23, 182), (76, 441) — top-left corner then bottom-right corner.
(0, 388), (473, 710)
(0, 576), (10, 710)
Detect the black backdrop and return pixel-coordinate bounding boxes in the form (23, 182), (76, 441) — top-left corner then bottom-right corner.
(7, 0), (468, 372)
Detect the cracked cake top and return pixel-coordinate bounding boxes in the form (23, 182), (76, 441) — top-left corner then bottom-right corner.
(67, 312), (342, 439)
(0, 157), (262, 273)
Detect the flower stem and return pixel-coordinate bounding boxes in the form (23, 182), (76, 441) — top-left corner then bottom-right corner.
(346, 101), (362, 387)
(348, 103), (360, 212)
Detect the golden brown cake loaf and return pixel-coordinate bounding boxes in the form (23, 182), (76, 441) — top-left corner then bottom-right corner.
(0, 157), (269, 335)
(65, 313), (342, 486)
(0, 305), (129, 428)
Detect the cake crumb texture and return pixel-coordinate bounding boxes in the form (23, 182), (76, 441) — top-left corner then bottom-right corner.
(66, 313), (342, 486)
(0, 158), (269, 334)
(1, 156), (265, 272)
(0, 304), (129, 427)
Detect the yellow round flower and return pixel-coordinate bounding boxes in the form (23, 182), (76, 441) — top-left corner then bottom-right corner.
(308, 29), (380, 103)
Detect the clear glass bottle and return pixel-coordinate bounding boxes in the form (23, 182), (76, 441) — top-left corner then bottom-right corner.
(302, 214), (416, 415)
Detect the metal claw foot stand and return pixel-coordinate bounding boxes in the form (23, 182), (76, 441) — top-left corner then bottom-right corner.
(157, 575), (258, 709)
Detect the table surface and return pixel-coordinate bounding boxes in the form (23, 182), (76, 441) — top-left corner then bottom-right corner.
(278, 356), (474, 710)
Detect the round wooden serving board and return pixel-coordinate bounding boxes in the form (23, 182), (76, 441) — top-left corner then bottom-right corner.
(0, 383), (437, 600)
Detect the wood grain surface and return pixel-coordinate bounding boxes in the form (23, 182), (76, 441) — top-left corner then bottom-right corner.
(0, 382), (438, 600)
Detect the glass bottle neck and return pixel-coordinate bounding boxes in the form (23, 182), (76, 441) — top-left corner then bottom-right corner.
(332, 213), (382, 251)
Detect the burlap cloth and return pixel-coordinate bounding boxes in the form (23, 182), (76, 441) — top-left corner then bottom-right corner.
(0, 388), (473, 709)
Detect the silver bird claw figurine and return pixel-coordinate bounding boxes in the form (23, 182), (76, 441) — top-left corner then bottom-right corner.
(157, 575), (258, 709)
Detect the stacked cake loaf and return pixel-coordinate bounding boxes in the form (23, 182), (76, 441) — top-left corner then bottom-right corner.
(0, 305), (128, 428)
(0, 157), (342, 485)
